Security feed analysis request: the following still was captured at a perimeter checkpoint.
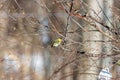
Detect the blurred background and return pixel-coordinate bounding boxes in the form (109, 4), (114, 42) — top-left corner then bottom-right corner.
(0, 0), (120, 80)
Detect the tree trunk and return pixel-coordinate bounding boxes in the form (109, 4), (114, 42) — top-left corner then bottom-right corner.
(79, 0), (103, 80)
(102, 0), (113, 78)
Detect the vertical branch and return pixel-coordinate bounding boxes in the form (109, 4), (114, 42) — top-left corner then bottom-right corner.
(0, 0), (9, 79)
(17, 17), (32, 80)
(36, 0), (51, 79)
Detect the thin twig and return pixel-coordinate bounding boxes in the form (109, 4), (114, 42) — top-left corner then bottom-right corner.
(48, 56), (81, 80)
(14, 0), (22, 9)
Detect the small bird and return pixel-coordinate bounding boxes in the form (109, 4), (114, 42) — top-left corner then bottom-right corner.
(112, 59), (120, 66)
(116, 60), (120, 66)
(52, 38), (62, 47)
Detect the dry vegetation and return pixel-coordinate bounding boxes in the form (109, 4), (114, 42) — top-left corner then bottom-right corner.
(0, 0), (120, 80)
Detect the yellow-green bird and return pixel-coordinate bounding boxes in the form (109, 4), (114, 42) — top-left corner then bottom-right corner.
(52, 38), (62, 47)
(116, 60), (120, 66)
